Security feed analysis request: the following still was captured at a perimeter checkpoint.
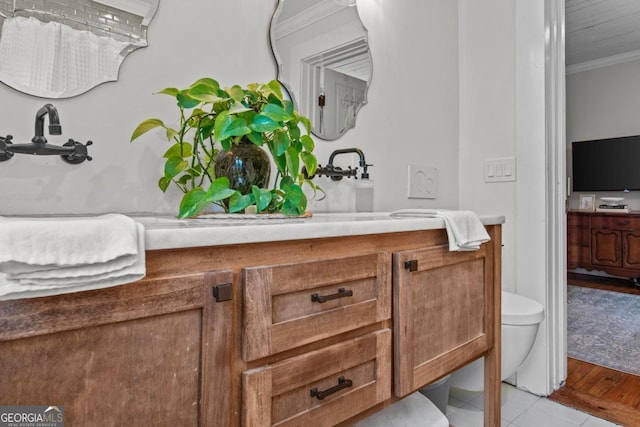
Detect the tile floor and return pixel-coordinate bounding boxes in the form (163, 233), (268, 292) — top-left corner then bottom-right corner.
(447, 383), (621, 427)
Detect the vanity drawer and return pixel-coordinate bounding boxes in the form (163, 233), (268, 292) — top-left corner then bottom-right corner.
(591, 215), (640, 230)
(242, 252), (391, 361)
(242, 329), (391, 427)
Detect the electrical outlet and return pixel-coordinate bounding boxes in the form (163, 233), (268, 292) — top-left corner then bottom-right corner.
(408, 165), (438, 199)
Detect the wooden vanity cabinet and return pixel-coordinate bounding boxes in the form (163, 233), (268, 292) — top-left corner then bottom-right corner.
(0, 225), (502, 427)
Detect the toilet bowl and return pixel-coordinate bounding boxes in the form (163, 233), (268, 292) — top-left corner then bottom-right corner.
(449, 291), (545, 391)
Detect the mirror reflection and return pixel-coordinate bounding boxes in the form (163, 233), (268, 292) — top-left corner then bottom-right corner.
(270, 0), (372, 140)
(0, 0), (159, 98)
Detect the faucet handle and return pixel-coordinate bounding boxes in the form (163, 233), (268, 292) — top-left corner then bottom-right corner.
(61, 139), (93, 164)
(0, 135), (14, 162)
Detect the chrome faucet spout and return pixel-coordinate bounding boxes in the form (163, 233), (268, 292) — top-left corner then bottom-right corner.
(33, 103), (62, 143)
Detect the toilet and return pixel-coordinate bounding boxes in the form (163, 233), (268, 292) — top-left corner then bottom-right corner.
(449, 291), (545, 391)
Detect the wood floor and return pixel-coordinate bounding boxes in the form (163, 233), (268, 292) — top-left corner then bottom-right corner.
(548, 273), (640, 426)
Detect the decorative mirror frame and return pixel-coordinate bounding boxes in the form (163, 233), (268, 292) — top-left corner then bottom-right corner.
(270, 0), (372, 140)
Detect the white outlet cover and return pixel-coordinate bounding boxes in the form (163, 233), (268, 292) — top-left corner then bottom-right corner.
(408, 165), (438, 199)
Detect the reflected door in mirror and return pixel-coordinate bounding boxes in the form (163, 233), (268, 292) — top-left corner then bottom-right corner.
(271, 0), (372, 140)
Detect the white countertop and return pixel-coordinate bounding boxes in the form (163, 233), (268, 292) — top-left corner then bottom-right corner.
(133, 212), (505, 251)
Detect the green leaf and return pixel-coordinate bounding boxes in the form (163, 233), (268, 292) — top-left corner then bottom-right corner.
(272, 129), (290, 156)
(166, 127), (178, 141)
(218, 117), (251, 141)
(188, 84), (226, 103)
(285, 146), (300, 176)
(283, 100), (294, 116)
(131, 118), (164, 141)
(214, 111), (232, 141)
(178, 189), (209, 218)
(288, 124), (301, 141)
(156, 87), (179, 97)
(246, 131), (264, 146)
(266, 141), (286, 174)
(301, 151), (318, 177)
(190, 78), (220, 91)
(158, 176), (172, 192)
(268, 80), (284, 99)
(164, 156), (188, 179)
(301, 134), (315, 152)
(251, 186), (272, 212)
(228, 192), (254, 213)
(281, 199), (305, 216)
(177, 91), (200, 109)
(299, 116), (312, 134)
(249, 114), (280, 133)
(261, 104), (293, 122)
(227, 85), (246, 102)
(164, 143), (193, 159)
(229, 101), (252, 114)
(202, 176), (236, 203)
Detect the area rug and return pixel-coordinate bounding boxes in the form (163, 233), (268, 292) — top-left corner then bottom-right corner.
(567, 285), (640, 376)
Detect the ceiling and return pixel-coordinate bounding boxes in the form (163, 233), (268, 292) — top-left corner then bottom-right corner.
(566, 0), (640, 71)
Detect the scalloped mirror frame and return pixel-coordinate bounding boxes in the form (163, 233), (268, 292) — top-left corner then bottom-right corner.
(0, 0), (159, 98)
(270, 0), (372, 141)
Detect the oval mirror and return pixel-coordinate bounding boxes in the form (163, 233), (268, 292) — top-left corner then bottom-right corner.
(0, 0), (159, 98)
(270, 0), (372, 140)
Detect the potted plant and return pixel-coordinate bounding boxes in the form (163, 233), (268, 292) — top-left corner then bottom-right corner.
(130, 78), (320, 218)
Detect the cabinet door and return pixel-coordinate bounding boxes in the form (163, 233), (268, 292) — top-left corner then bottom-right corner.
(591, 229), (622, 267)
(393, 244), (495, 397)
(242, 329), (391, 427)
(0, 271), (234, 427)
(623, 231), (640, 269)
(242, 252), (391, 361)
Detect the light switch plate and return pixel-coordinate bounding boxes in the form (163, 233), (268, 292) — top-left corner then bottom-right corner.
(408, 165), (438, 199)
(484, 157), (516, 182)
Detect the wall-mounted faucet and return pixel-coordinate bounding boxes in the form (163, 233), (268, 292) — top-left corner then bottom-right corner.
(307, 147), (372, 181)
(0, 104), (92, 164)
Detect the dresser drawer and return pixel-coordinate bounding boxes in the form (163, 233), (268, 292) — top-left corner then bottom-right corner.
(567, 212), (590, 227)
(242, 252), (391, 361)
(591, 215), (640, 230)
(242, 329), (391, 427)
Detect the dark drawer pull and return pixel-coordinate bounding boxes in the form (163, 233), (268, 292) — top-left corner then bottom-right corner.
(310, 376), (353, 400)
(311, 288), (353, 303)
(614, 220), (630, 226)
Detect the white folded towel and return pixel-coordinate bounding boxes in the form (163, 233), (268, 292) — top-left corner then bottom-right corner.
(0, 214), (146, 300)
(390, 209), (491, 251)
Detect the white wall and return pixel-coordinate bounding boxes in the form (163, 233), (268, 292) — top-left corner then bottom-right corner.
(458, 0), (516, 291)
(567, 59), (640, 210)
(459, 0), (553, 396)
(0, 0), (461, 216)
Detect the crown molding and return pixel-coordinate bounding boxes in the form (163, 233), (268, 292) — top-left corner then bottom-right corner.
(567, 49), (640, 74)
(273, 0), (344, 41)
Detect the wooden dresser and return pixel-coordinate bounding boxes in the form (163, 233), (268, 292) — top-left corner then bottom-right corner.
(568, 211), (640, 278)
(0, 225), (502, 426)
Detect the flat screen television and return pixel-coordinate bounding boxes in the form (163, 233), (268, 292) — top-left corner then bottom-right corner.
(572, 135), (640, 191)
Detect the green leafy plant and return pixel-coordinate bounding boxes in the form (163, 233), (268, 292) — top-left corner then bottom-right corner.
(131, 78), (320, 218)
